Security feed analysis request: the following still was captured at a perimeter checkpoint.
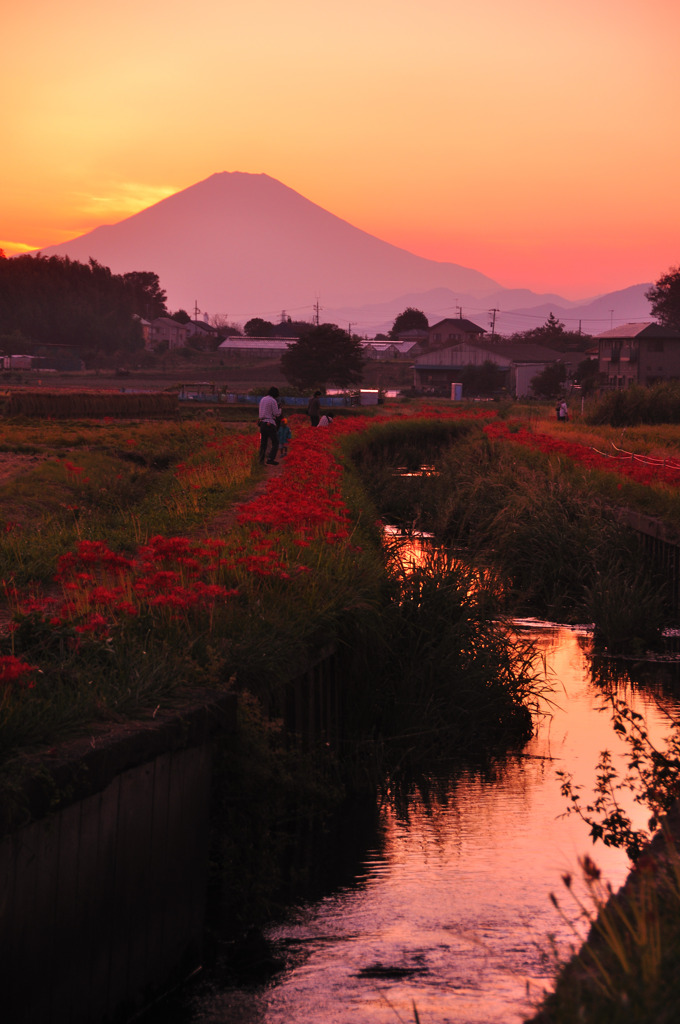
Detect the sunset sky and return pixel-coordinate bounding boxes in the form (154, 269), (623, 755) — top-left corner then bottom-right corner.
(3, 0), (679, 299)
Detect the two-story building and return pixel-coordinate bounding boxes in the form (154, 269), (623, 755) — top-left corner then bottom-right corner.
(428, 318), (486, 349)
(146, 317), (190, 351)
(596, 322), (680, 388)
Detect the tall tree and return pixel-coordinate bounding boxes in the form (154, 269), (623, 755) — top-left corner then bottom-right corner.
(121, 271), (167, 320)
(574, 357), (600, 396)
(389, 307), (429, 339)
(170, 309), (191, 324)
(460, 360), (505, 397)
(646, 266), (680, 330)
(530, 361), (566, 399)
(508, 313), (589, 352)
(281, 323), (364, 390)
(0, 254), (151, 361)
(244, 317), (274, 337)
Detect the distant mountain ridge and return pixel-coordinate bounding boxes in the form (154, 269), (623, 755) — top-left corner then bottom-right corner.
(34, 171), (654, 336)
(325, 283), (653, 338)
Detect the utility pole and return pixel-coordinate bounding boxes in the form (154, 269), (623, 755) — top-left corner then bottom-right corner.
(456, 305), (463, 319)
(193, 299), (200, 323)
(348, 322), (353, 338)
(313, 299), (321, 326)
(489, 308), (499, 338)
(609, 309), (614, 330)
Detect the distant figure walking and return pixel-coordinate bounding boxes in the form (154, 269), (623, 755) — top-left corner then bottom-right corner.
(277, 417), (292, 456)
(258, 386), (281, 465)
(307, 390), (321, 427)
(558, 399), (569, 422)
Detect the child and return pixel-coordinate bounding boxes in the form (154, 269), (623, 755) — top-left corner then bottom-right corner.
(277, 416), (292, 456)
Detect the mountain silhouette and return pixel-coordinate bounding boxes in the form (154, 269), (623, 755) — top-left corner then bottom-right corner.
(36, 172), (502, 319)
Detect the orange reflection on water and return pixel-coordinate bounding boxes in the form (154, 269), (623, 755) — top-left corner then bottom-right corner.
(382, 526), (434, 572)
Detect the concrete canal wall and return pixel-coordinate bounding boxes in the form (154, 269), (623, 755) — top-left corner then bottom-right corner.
(0, 647), (341, 1024)
(620, 508), (680, 615)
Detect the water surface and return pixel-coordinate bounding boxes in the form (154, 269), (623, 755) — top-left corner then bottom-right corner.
(181, 624), (680, 1024)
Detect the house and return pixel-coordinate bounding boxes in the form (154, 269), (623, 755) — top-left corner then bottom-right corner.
(186, 320), (220, 348)
(134, 316), (152, 347)
(595, 322), (680, 389)
(413, 340), (569, 398)
(146, 317), (190, 351)
(428, 318), (486, 350)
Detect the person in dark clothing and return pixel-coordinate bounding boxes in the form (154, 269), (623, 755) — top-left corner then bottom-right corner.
(307, 390), (321, 427)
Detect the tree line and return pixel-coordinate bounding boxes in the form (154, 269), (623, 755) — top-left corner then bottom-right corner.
(0, 251), (167, 364)
(3, 248), (679, 391)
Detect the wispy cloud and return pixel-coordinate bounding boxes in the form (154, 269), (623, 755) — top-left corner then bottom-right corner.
(0, 240), (42, 256)
(76, 182), (177, 218)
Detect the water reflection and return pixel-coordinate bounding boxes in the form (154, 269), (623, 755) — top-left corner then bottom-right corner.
(182, 625), (680, 1024)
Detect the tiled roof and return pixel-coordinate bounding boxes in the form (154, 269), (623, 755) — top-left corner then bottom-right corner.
(595, 322), (680, 339)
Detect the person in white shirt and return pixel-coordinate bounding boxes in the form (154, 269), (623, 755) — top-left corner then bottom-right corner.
(258, 386), (281, 465)
(318, 414), (333, 427)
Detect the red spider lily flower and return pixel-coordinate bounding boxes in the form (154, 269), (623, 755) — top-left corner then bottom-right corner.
(114, 601), (138, 617)
(0, 654), (40, 687)
(483, 420), (680, 491)
(88, 586), (124, 606)
(75, 614), (110, 636)
(149, 591), (194, 609)
(191, 583), (239, 601)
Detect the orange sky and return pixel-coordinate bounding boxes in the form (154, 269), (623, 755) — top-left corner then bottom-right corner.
(3, 0), (680, 299)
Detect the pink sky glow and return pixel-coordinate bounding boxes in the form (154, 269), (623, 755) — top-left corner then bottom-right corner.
(3, 0), (680, 300)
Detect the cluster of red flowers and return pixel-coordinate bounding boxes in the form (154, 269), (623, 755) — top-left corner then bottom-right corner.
(38, 534), (239, 636)
(483, 419), (680, 489)
(237, 422), (354, 542)
(4, 406), (499, 681)
(0, 654), (38, 689)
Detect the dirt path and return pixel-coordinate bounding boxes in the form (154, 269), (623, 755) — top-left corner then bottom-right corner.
(196, 458), (284, 537)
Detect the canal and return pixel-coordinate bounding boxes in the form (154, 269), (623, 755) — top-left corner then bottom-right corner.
(148, 620), (680, 1024)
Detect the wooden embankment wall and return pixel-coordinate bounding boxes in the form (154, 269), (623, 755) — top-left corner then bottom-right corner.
(620, 508), (680, 615)
(0, 647), (341, 1024)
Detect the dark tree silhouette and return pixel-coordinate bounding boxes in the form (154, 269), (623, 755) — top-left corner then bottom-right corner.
(460, 360), (505, 397)
(121, 271), (167, 320)
(170, 309), (191, 323)
(0, 255), (153, 361)
(244, 317), (274, 337)
(508, 313), (590, 352)
(530, 361), (566, 399)
(575, 357), (600, 395)
(389, 307), (429, 339)
(281, 323), (364, 389)
(646, 266), (680, 331)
